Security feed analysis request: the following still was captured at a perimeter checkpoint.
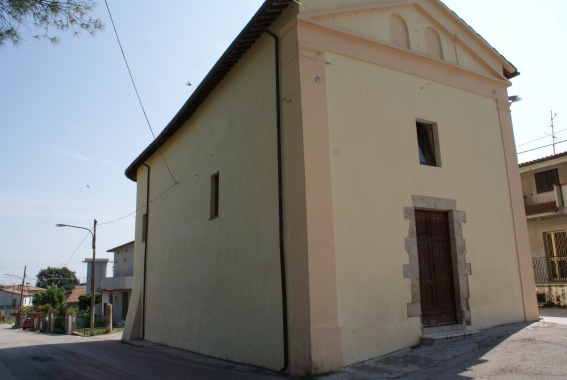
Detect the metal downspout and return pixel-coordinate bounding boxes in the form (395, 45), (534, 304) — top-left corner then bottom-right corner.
(141, 163), (150, 340)
(262, 26), (289, 372)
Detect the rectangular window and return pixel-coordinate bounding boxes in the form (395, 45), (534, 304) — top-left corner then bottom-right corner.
(416, 121), (438, 166)
(141, 214), (148, 242)
(543, 230), (567, 257)
(535, 169), (559, 193)
(210, 172), (219, 219)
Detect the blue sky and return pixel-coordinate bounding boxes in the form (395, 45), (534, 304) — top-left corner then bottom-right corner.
(1, 0), (566, 284)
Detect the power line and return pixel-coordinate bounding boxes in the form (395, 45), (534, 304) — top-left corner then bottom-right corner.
(97, 209), (137, 226)
(517, 139), (567, 154)
(59, 232), (90, 268)
(517, 135), (551, 147)
(516, 128), (567, 147)
(104, 0), (178, 185)
(98, 182), (178, 225)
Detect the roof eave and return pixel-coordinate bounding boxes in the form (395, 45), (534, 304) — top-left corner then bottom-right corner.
(106, 240), (135, 253)
(125, 0), (292, 182)
(437, 1), (519, 80)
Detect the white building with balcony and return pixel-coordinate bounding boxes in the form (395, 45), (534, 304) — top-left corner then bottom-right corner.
(101, 241), (134, 325)
(520, 152), (567, 306)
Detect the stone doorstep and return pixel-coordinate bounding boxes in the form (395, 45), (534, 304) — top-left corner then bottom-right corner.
(420, 329), (480, 346)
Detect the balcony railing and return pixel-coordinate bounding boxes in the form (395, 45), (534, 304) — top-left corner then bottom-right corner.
(533, 256), (567, 283)
(524, 183), (567, 216)
(100, 275), (133, 290)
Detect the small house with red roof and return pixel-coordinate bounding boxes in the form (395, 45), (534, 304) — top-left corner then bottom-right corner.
(0, 284), (44, 316)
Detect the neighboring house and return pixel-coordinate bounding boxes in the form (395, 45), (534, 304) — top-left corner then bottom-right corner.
(0, 285), (44, 315)
(122, 0), (537, 375)
(66, 284), (87, 310)
(84, 258), (109, 317)
(520, 152), (567, 307)
(101, 241), (134, 326)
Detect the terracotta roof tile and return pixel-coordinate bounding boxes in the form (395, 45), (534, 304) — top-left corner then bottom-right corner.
(0, 285), (44, 296)
(519, 151), (567, 167)
(525, 201), (558, 215)
(66, 285), (87, 303)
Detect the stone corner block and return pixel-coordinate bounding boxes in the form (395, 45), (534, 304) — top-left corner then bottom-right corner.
(407, 302), (421, 317)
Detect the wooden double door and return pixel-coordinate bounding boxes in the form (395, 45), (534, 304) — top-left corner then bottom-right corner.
(415, 210), (457, 326)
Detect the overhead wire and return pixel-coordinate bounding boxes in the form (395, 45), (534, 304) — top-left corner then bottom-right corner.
(517, 129), (567, 147)
(59, 232), (91, 268)
(517, 139), (567, 154)
(98, 181), (178, 225)
(56, 1), (183, 263)
(104, 0), (178, 185)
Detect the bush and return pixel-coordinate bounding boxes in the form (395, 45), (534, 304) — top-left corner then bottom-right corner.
(95, 317), (106, 328)
(2, 316), (16, 324)
(77, 315), (106, 328)
(76, 316), (87, 329)
(38, 304), (52, 314)
(54, 316), (65, 332)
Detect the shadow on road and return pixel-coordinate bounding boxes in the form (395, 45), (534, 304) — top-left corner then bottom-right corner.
(325, 317), (567, 379)
(0, 329), (293, 380)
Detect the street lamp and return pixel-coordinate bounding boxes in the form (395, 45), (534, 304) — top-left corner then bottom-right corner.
(508, 95), (522, 104)
(56, 219), (97, 336)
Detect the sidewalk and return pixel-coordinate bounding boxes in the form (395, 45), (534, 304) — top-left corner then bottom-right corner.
(322, 308), (567, 379)
(538, 307), (567, 325)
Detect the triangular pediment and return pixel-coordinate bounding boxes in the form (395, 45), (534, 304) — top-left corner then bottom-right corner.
(297, 0), (515, 81)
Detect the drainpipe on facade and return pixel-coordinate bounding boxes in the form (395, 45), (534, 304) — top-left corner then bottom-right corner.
(141, 163), (151, 340)
(260, 25), (289, 373)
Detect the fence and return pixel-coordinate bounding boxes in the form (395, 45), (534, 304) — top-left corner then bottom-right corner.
(74, 316), (108, 336)
(533, 256), (567, 283)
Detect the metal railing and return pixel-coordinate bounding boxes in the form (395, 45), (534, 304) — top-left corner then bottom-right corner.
(533, 257), (567, 283)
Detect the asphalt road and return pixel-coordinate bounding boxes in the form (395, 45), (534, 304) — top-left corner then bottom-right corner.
(0, 324), (291, 380)
(2, 309), (567, 379)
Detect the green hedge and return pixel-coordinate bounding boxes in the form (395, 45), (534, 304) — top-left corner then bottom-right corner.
(54, 316), (65, 331)
(76, 315), (106, 328)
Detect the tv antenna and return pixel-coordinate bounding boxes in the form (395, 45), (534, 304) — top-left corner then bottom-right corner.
(550, 111), (558, 154)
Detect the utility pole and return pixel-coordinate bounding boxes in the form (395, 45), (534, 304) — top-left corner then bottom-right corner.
(56, 219), (97, 336)
(10, 282), (14, 314)
(91, 219), (97, 336)
(17, 266), (26, 326)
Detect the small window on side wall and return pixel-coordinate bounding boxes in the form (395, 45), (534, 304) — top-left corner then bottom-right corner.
(416, 121), (439, 166)
(210, 172), (219, 219)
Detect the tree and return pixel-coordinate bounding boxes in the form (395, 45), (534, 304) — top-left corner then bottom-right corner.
(0, 0), (103, 46)
(32, 284), (66, 314)
(78, 292), (101, 311)
(36, 266), (79, 292)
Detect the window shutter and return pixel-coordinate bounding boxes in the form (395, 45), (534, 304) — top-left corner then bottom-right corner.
(535, 172), (547, 193)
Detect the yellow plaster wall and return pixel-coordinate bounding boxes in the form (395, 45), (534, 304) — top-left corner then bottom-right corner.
(324, 52), (526, 365)
(123, 1), (529, 374)
(121, 168), (148, 341)
(301, 0), (504, 80)
(131, 35), (284, 370)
